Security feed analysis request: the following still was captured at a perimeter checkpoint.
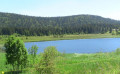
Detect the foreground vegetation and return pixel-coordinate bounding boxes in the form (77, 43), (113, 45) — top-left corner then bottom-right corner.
(1, 49), (120, 74)
(0, 36), (59, 74)
(1, 33), (120, 44)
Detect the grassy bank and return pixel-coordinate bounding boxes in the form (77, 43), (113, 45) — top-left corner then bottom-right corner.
(0, 34), (120, 44)
(1, 50), (120, 74)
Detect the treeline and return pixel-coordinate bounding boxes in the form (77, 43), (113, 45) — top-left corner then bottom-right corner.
(0, 12), (120, 36)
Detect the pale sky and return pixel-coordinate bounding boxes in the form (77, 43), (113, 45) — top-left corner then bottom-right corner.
(0, 0), (120, 20)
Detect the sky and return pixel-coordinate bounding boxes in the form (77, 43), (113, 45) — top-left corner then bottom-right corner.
(0, 0), (120, 20)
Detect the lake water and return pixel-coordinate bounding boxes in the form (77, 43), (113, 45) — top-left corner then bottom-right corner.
(25, 38), (120, 54)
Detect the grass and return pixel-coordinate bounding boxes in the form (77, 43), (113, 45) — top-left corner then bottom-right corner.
(19, 34), (120, 42)
(55, 52), (120, 74)
(0, 33), (120, 44)
(1, 50), (120, 74)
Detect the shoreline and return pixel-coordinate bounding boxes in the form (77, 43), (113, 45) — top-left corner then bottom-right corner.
(0, 34), (120, 45)
(23, 34), (120, 43)
(24, 37), (120, 44)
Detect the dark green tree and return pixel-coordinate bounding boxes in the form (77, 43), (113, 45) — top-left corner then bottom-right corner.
(4, 36), (28, 70)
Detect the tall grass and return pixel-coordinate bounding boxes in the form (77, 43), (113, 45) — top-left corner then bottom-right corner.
(55, 52), (120, 74)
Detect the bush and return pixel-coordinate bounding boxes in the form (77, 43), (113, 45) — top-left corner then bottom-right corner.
(4, 35), (28, 70)
(36, 46), (59, 74)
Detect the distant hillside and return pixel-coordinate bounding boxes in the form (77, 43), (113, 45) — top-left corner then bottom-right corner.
(0, 12), (120, 36)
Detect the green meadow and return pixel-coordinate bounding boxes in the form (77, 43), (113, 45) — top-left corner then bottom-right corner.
(55, 52), (120, 74)
(1, 49), (120, 74)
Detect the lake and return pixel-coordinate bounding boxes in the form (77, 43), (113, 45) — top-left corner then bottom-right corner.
(25, 38), (120, 54)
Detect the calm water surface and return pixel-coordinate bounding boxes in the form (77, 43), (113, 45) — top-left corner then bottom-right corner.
(25, 38), (120, 53)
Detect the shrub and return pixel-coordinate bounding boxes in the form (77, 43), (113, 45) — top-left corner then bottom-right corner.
(4, 35), (28, 70)
(36, 46), (59, 74)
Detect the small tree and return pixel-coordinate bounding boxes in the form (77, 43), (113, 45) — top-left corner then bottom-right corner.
(28, 45), (38, 63)
(37, 46), (59, 74)
(112, 30), (116, 35)
(4, 36), (28, 70)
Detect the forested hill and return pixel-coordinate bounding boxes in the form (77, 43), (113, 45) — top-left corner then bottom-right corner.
(0, 12), (120, 36)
